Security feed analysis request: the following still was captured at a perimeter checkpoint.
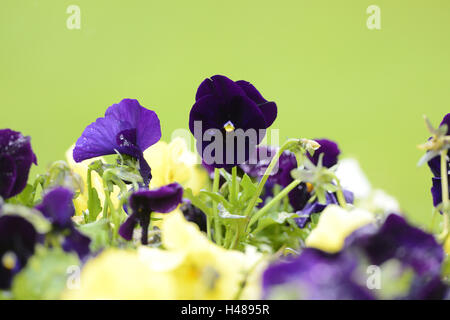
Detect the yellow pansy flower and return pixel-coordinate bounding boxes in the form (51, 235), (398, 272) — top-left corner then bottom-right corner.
(445, 235), (450, 255)
(143, 137), (209, 195)
(305, 204), (375, 253)
(160, 211), (264, 299)
(65, 146), (119, 219)
(61, 249), (175, 300)
(62, 211), (265, 300)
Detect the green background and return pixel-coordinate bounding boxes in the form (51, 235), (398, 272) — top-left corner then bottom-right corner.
(1, 1), (448, 226)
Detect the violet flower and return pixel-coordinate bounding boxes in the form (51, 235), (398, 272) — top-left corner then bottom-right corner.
(294, 190), (354, 228)
(263, 214), (447, 300)
(0, 129), (37, 199)
(0, 215), (38, 289)
(345, 214), (447, 299)
(242, 139), (342, 212)
(426, 114), (450, 209)
(180, 201), (207, 233)
(189, 75), (277, 168)
(73, 99), (161, 185)
(36, 187), (91, 259)
(119, 183), (183, 244)
(427, 113), (450, 177)
(346, 214), (444, 277)
(307, 138), (340, 168)
(262, 248), (374, 300)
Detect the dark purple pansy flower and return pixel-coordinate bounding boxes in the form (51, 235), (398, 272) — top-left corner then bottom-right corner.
(189, 75), (277, 169)
(0, 215), (38, 289)
(119, 183), (183, 244)
(36, 187), (91, 259)
(426, 113), (449, 177)
(344, 214), (447, 299)
(0, 129), (37, 199)
(180, 201), (207, 232)
(262, 248), (374, 300)
(295, 190), (354, 228)
(307, 138), (340, 168)
(431, 177), (450, 208)
(73, 99), (161, 185)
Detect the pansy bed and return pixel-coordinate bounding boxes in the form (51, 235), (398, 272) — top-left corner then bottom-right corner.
(0, 75), (449, 300)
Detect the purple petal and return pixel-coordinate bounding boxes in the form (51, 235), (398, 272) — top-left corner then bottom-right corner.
(129, 183), (183, 214)
(439, 113), (450, 133)
(431, 177), (449, 210)
(0, 155), (16, 199)
(236, 80), (277, 127)
(0, 129), (36, 199)
(288, 183), (312, 211)
(105, 99), (161, 151)
(62, 227), (91, 259)
(195, 75), (246, 102)
(0, 215), (38, 289)
(73, 99), (161, 162)
(308, 139), (340, 168)
(35, 187), (75, 229)
(181, 202), (207, 232)
(262, 248), (374, 300)
(118, 212), (139, 241)
(350, 214), (444, 276)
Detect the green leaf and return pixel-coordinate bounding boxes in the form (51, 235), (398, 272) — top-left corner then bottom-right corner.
(78, 219), (110, 252)
(217, 203), (246, 220)
(6, 184), (35, 207)
(253, 211), (299, 233)
(87, 187), (102, 223)
(199, 190), (233, 211)
(239, 174), (257, 203)
(12, 246), (80, 300)
(184, 188), (212, 216)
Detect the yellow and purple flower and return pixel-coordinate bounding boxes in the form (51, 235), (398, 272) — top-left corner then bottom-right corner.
(119, 183), (183, 244)
(0, 129), (37, 199)
(73, 99), (161, 185)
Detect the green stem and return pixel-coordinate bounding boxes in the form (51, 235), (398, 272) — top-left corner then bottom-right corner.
(336, 186), (348, 209)
(212, 168), (222, 245)
(231, 166), (238, 204)
(247, 179), (301, 230)
(243, 139), (300, 219)
(439, 149), (449, 242)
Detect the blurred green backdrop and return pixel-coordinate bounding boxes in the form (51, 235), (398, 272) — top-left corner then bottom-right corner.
(1, 0), (448, 226)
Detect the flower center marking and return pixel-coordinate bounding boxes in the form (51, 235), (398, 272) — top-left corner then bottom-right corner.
(306, 182), (314, 193)
(2, 251), (17, 270)
(223, 121), (235, 133)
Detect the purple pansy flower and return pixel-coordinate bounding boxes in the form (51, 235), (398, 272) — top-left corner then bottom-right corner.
(427, 113), (450, 177)
(346, 214), (444, 277)
(180, 201), (207, 233)
(344, 214), (447, 299)
(36, 187), (91, 259)
(0, 215), (38, 289)
(294, 190), (354, 228)
(307, 138), (340, 168)
(0, 129), (37, 199)
(426, 114), (449, 209)
(262, 248), (374, 300)
(189, 75), (277, 169)
(119, 183), (183, 244)
(242, 139), (342, 212)
(73, 99), (161, 185)
(431, 177), (450, 208)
